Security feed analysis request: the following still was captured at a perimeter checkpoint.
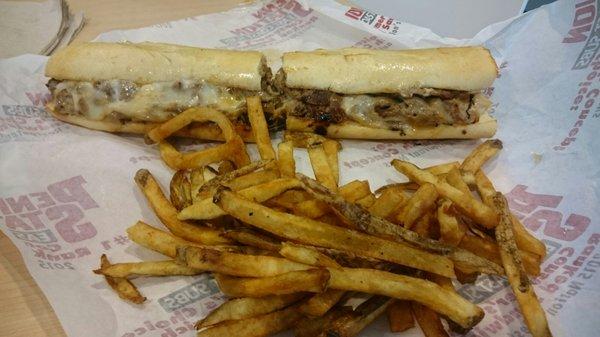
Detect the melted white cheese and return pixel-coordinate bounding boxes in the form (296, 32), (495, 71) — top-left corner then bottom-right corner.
(55, 80), (246, 122)
(340, 95), (389, 129)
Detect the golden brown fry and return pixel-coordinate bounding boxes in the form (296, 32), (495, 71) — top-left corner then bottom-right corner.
(215, 189), (456, 277)
(493, 193), (551, 337)
(94, 260), (201, 278)
(308, 144), (338, 191)
(134, 169), (229, 245)
(299, 289), (346, 317)
(397, 183), (439, 228)
(170, 168), (204, 211)
(214, 269), (330, 297)
(150, 108), (250, 169)
(195, 159), (274, 199)
(197, 303), (303, 337)
(296, 174), (503, 276)
(387, 300), (415, 333)
(177, 246), (310, 277)
(369, 186), (407, 219)
(247, 96), (276, 161)
(179, 177), (302, 220)
(293, 199), (331, 219)
(474, 170), (546, 258)
(280, 243), (346, 317)
(266, 189), (311, 210)
(279, 243), (483, 329)
(437, 199), (467, 246)
(294, 306), (353, 337)
(221, 230), (281, 252)
(355, 193), (376, 208)
(217, 160), (236, 175)
(339, 180), (372, 202)
(460, 139), (503, 173)
(425, 161), (461, 176)
(411, 302), (449, 337)
(127, 221), (207, 258)
(196, 294), (305, 329)
(277, 140), (295, 177)
(446, 167), (471, 195)
(459, 234), (540, 276)
(326, 268), (482, 329)
(323, 296), (393, 337)
(99, 255), (145, 304)
(412, 211), (435, 238)
(392, 160), (498, 229)
(323, 139), (341, 184)
(375, 182), (420, 194)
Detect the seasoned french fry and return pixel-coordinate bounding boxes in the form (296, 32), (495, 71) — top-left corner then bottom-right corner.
(369, 186), (407, 219)
(195, 159), (274, 198)
(493, 194), (551, 337)
(355, 193), (376, 208)
(412, 211), (435, 238)
(460, 139), (503, 173)
(196, 294), (305, 329)
(134, 169), (229, 245)
(425, 161), (461, 176)
(169, 168), (204, 210)
(215, 189), (456, 277)
(217, 160), (236, 175)
(279, 244), (483, 329)
(392, 160), (498, 229)
(126, 221), (207, 258)
(339, 180), (372, 202)
(266, 189), (311, 210)
(221, 230), (281, 252)
(323, 296), (394, 337)
(437, 199), (467, 246)
(375, 182), (420, 194)
(94, 260), (201, 278)
(323, 139), (341, 184)
(397, 183), (439, 228)
(247, 96), (276, 161)
(179, 177), (302, 220)
(277, 141), (295, 177)
(459, 234), (540, 276)
(279, 243), (346, 317)
(474, 170), (546, 258)
(177, 246), (310, 277)
(294, 306), (353, 337)
(387, 300), (415, 332)
(308, 144), (338, 191)
(411, 302), (449, 337)
(99, 255), (145, 304)
(197, 303), (303, 337)
(296, 174), (503, 275)
(214, 269), (330, 297)
(293, 199), (331, 219)
(446, 167), (471, 195)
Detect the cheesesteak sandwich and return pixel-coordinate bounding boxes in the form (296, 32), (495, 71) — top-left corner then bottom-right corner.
(278, 47), (498, 139)
(45, 42), (283, 140)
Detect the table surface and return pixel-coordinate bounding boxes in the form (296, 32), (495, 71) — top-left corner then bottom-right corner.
(0, 1), (248, 336)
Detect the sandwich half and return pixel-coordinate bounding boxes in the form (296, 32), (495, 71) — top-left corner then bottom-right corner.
(45, 42), (283, 140)
(278, 47), (498, 139)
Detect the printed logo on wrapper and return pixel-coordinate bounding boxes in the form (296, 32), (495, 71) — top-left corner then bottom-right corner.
(456, 184), (599, 336)
(555, 0), (600, 151)
(219, 0), (317, 49)
(0, 91), (67, 143)
(344, 7), (401, 35)
(0, 176), (100, 270)
(158, 274), (222, 313)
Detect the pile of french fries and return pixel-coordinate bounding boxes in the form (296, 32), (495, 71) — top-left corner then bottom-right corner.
(94, 97), (552, 337)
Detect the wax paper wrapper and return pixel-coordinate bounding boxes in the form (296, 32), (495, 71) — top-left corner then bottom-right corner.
(0, 0), (599, 336)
